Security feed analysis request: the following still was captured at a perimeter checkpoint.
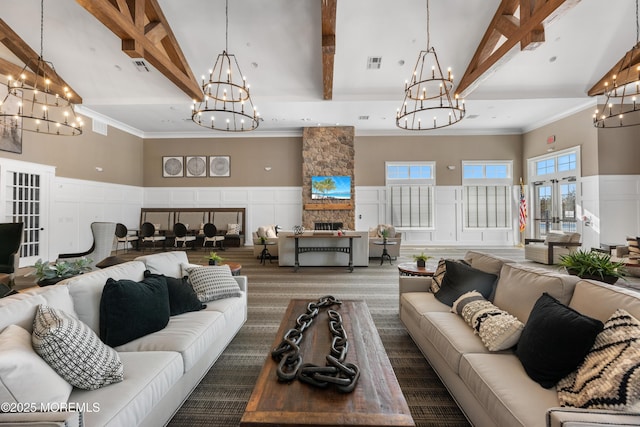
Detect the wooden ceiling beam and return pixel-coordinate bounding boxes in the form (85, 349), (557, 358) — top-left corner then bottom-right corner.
(0, 19), (82, 103)
(76, 0), (202, 101)
(589, 42), (640, 96)
(457, 0), (579, 98)
(321, 0), (337, 100)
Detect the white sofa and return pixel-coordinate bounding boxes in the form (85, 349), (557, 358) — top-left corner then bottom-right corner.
(0, 251), (247, 427)
(277, 230), (369, 267)
(400, 250), (640, 427)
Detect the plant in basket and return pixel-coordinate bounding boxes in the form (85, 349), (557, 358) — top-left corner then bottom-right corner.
(32, 257), (93, 286)
(207, 251), (224, 265)
(559, 249), (626, 284)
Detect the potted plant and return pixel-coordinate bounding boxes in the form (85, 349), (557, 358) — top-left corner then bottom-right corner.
(380, 228), (389, 243)
(207, 251), (224, 266)
(559, 249), (626, 284)
(412, 252), (432, 268)
(32, 257), (93, 287)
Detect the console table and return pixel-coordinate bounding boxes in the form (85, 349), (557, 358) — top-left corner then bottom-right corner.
(287, 234), (361, 272)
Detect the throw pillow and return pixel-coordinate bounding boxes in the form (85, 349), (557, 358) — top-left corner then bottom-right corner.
(227, 223), (241, 235)
(431, 258), (470, 293)
(184, 265), (242, 303)
(452, 291), (524, 351)
(434, 260), (497, 306)
(557, 309), (640, 410)
(144, 270), (205, 316)
(100, 276), (171, 347)
(32, 305), (124, 390)
(0, 324), (72, 405)
(515, 293), (603, 389)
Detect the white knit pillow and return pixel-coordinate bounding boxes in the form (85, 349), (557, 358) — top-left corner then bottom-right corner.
(452, 291), (524, 351)
(32, 305), (124, 390)
(227, 223), (241, 234)
(184, 265), (242, 302)
(0, 324), (72, 405)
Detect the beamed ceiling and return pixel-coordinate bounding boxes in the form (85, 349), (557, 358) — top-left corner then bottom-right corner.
(0, 0), (636, 138)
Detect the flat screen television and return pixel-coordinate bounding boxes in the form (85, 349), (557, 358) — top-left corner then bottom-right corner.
(311, 175), (351, 200)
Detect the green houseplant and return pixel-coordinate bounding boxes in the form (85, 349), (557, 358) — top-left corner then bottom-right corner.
(207, 251), (224, 265)
(559, 249), (626, 284)
(32, 257), (93, 286)
(412, 252), (433, 268)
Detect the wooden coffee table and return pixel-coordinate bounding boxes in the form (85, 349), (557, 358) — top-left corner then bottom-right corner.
(240, 299), (415, 426)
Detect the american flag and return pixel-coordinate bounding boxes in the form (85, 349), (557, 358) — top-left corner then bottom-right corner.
(519, 181), (527, 232)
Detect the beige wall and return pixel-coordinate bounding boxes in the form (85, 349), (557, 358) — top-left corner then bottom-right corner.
(354, 134), (523, 186)
(597, 126), (640, 175)
(143, 136), (302, 187)
(523, 108), (598, 177)
(0, 125), (144, 186)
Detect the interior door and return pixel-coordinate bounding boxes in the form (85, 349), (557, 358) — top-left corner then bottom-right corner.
(532, 178), (577, 239)
(1, 162), (52, 267)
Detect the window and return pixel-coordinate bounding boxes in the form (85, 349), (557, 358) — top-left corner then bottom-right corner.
(462, 161), (512, 229)
(535, 153), (576, 176)
(386, 162), (435, 228)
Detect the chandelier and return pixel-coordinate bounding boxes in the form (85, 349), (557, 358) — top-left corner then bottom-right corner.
(191, 0), (259, 132)
(396, 0), (465, 130)
(593, 0), (640, 128)
(0, 0), (83, 136)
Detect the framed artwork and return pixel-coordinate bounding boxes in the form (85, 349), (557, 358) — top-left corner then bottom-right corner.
(209, 156), (230, 177)
(0, 88), (23, 154)
(163, 156), (184, 177)
(186, 156), (207, 177)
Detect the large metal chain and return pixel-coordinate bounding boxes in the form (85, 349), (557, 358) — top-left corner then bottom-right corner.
(271, 296), (360, 393)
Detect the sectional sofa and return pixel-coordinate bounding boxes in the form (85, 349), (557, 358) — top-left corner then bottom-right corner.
(399, 250), (640, 427)
(0, 251), (247, 427)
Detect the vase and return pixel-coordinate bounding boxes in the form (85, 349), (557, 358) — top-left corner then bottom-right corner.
(37, 277), (66, 287)
(209, 260), (218, 266)
(416, 260), (426, 268)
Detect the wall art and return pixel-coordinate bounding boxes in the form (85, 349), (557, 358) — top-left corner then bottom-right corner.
(163, 156), (184, 177)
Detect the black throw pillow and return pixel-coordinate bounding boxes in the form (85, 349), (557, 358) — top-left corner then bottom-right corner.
(100, 276), (170, 347)
(515, 293), (604, 389)
(434, 260), (497, 306)
(144, 270), (205, 316)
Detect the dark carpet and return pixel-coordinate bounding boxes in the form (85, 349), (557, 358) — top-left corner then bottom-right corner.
(162, 247), (471, 427)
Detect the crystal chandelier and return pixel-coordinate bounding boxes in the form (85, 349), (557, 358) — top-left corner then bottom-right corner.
(0, 0), (83, 136)
(191, 0), (259, 132)
(396, 0), (465, 130)
(593, 0), (640, 128)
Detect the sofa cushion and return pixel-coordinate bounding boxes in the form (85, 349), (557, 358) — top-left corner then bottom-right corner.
(69, 351), (183, 427)
(135, 251), (190, 279)
(32, 305), (124, 390)
(0, 294), (47, 333)
(434, 260), (497, 306)
(569, 279), (640, 323)
(227, 223), (241, 234)
(452, 291), (524, 351)
(557, 309), (640, 410)
(100, 277), (170, 347)
(515, 293), (603, 388)
(0, 324), (72, 405)
(493, 263), (579, 324)
(463, 250), (514, 276)
(144, 271), (205, 316)
(460, 353), (560, 427)
(184, 265), (242, 302)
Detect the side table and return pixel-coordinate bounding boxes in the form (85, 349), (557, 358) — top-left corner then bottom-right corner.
(373, 240), (397, 265)
(397, 262), (435, 277)
(259, 242), (276, 265)
(220, 262), (242, 276)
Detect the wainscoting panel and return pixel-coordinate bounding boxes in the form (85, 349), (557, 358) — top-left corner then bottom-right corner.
(598, 175), (640, 245)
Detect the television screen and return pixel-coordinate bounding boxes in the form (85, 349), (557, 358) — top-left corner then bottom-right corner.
(311, 175), (351, 200)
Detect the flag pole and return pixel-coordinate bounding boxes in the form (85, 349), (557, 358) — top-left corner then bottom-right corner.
(518, 177), (527, 248)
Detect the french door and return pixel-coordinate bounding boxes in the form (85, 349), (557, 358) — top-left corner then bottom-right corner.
(1, 159), (53, 266)
(532, 178), (577, 239)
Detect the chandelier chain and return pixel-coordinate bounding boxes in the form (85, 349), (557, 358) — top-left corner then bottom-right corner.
(40, 0), (44, 58)
(426, 0), (431, 50)
(225, 0), (229, 53)
(636, 0), (639, 44)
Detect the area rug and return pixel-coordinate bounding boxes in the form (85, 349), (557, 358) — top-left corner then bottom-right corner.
(167, 248), (470, 427)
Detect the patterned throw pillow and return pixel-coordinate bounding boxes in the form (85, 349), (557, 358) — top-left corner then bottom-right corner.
(184, 265), (242, 303)
(557, 309), (640, 410)
(452, 291), (524, 351)
(227, 223), (241, 235)
(431, 258), (469, 293)
(32, 305), (124, 390)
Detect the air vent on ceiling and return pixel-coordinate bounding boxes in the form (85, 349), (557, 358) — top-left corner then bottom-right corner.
(132, 59), (150, 72)
(367, 57), (382, 70)
(358, 115), (370, 120)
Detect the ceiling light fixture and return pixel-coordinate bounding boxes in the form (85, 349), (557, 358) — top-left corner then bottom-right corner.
(396, 0), (465, 130)
(0, 0), (83, 136)
(191, 0), (259, 132)
(593, 0), (640, 128)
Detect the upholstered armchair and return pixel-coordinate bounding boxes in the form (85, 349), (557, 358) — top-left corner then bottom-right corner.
(524, 231), (582, 265)
(0, 222), (24, 287)
(58, 222), (117, 268)
(368, 224), (402, 260)
(252, 225), (279, 258)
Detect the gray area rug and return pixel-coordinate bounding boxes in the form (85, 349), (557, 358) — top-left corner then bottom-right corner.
(167, 247), (473, 427)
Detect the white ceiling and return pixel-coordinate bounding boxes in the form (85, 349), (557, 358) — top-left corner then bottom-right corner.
(1, 0), (636, 138)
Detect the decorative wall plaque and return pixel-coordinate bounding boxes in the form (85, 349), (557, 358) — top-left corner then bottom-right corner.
(209, 156), (230, 177)
(162, 156), (183, 177)
(186, 156), (207, 177)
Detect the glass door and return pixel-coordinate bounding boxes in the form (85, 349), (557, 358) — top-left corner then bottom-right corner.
(532, 178), (577, 239)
